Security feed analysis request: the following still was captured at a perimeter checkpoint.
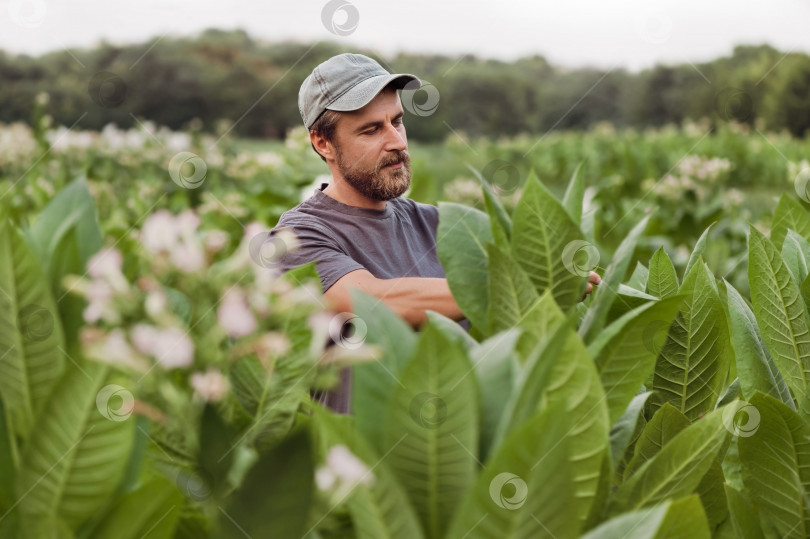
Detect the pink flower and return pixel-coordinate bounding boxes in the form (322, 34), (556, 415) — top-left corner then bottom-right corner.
(130, 324), (194, 369)
(217, 288), (257, 338)
(190, 368), (230, 402)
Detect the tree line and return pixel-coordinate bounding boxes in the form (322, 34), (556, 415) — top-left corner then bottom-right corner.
(2, 28), (809, 140)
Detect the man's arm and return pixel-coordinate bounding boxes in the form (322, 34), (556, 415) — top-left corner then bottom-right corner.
(323, 269), (464, 329)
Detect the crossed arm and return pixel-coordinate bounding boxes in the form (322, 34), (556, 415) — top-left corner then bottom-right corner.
(322, 268), (602, 329)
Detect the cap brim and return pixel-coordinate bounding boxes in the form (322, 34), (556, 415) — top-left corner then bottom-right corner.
(327, 73), (421, 112)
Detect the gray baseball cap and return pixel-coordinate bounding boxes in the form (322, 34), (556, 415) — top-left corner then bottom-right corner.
(298, 53), (421, 129)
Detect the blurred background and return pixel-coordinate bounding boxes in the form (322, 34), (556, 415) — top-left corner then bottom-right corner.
(2, 0), (810, 295)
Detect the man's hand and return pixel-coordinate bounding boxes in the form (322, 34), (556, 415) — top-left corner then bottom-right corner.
(580, 271), (602, 302)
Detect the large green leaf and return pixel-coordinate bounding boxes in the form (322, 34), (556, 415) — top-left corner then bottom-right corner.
(445, 401), (580, 539)
(436, 202), (493, 331)
(486, 242), (540, 337)
(651, 260), (731, 420)
(770, 193), (810, 250)
(684, 222), (717, 278)
(350, 290), (417, 454)
(466, 163), (512, 241)
(0, 397), (16, 514)
(383, 321), (479, 539)
(583, 496), (710, 539)
(312, 407), (424, 539)
(748, 225), (810, 402)
(16, 361), (135, 530)
(646, 246), (679, 299)
(510, 171), (586, 312)
(623, 403), (690, 480)
(609, 391), (652, 472)
(0, 216), (66, 438)
(579, 214), (651, 343)
(588, 295), (683, 423)
(611, 408), (729, 513)
(782, 229), (810, 286)
(723, 279), (794, 408)
(739, 392), (810, 539)
(92, 477), (183, 539)
(724, 484), (765, 539)
(495, 298), (609, 526)
(221, 426), (313, 539)
(626, 261), (650, 292)
(562, 162), (585, 227)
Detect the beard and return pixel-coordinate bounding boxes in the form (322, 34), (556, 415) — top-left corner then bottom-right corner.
(335, 147), (411, 202)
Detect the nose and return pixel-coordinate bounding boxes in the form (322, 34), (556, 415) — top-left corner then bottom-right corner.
(382, 121), (406, 151)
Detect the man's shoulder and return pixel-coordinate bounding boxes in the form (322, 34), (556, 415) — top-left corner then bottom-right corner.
(392, 196), (438, 216)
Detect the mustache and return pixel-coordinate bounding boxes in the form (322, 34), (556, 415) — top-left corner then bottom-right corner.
(378, 150), (410, 168)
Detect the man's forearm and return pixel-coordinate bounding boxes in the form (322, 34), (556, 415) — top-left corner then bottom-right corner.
(324, 271), (465, 329)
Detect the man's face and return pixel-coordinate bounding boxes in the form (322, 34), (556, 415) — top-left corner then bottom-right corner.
(331, 89), (411, 201)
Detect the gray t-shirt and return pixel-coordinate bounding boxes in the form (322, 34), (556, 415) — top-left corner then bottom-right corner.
(269, 182), (470, 414)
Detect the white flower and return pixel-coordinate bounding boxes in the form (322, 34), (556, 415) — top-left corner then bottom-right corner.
(190, 368), (230, 402)
(217, 288), (257, 338)
(81, 327), (149, 372)
(204, 230), (229, 253)
(140, 210), (179, 253)
(87, 247), (129, 294)
(145, 289), (168, 319)
(130, 324), (194, 369)
(169, 241), (206, 274)
(315, 445), (374, 500)
(256, 332), (291, 358)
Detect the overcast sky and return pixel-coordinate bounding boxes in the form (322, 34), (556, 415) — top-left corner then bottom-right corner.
(2, 0), (809, 71)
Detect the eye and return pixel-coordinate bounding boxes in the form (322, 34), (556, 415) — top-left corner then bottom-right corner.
(393, 117), (403, 125)
(362, 127), (377, 135)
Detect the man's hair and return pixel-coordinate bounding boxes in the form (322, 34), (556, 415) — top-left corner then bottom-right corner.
(309, 109), (342, 163)
(308, 84), (400, 163)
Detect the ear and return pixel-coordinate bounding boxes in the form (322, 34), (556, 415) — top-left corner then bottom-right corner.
(310, 130), (335, 161)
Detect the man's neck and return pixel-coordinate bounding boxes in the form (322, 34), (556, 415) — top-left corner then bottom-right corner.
(322, 178), (386, 211)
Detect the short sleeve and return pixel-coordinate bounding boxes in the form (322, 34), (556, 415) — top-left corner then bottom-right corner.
(269, 218), (365, 293)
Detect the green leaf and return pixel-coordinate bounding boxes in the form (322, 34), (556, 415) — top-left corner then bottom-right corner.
(562, 162), (585, 226)
(609, 391), (652, 472)
(197, 404), (236, 497)
(469, 329), (521, 461)
(611, 408), (729, 513)
(0, 397), (16, 514)
(582, 496), (710, 539)
(651, 260), (731, 420)
(383, 321), (479, 539)
(16, 361), (135, 530)
(748, 225), (810, 402)
(646, 247), (679, 298)
(350, 290), (417, 454)
(684, 222), (717, 278)
(623, 403), (690, 480)
(221, 426), (313, 539)
(437, 202), (493, 331)
(495, 299), (609, 526)
(782, 229), (810, 285)
(510, 171), (586, 312)
(589, 296), (683, 423)
(724, 484), (765, 539)
(626, 261), (650, 292)
(445, 401), (580, 539)
(579, 214), (651, 343)
(739, 392), (810, 539)
(466, 163), (512, 240)
(0, 215), (66, 438)
(723, 279), (794, 408)
(771, 193), (810, 250)
(311, 406), (424, 539)
(92, 477), (183, 539)
(486, 242), (540, 336)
